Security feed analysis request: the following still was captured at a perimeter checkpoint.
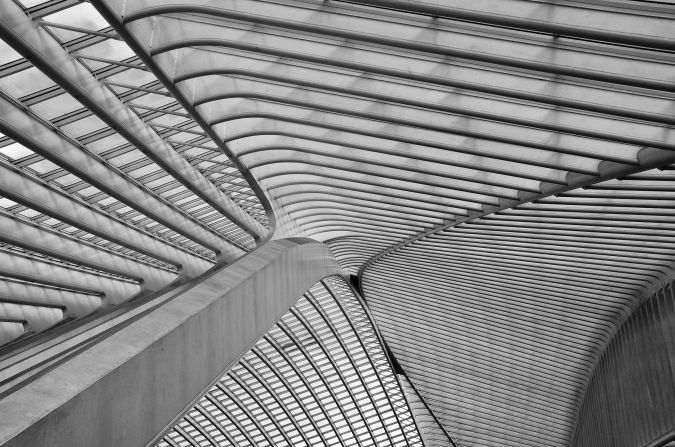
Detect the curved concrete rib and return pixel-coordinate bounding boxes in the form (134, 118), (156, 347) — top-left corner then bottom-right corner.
(0, 238), (341, 447)
(0, 0), (265, 249)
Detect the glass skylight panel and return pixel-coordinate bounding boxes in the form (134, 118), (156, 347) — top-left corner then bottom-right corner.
(0, 65), (55, 97)
(77, 38), (135, 62)
(158, 276), (423, 447)
(0, 142), (33, 160)
(60, 114), (107, 138)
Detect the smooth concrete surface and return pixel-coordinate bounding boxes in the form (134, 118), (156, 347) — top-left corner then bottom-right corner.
(0, 238), (341, 447)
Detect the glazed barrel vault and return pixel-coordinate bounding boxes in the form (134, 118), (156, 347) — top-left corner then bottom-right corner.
(0, 0), (674, 446)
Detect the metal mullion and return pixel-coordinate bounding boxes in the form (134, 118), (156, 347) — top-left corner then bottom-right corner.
(102, 80), (172, 97)
(240, 140), (568, 184)
(427, 231), (672, 266)
(26, 0), (87, 20)
(172, 425), (200, 447)
(376, 254), (630, 304)
(383, 248), (644, 297)
(282, 195), (458, 221)
(441, 226), (675, 257)
(267, 174), (496, 206)
(149, 122), (206, 136)
(369, 274), (617, 349)
(327, 238), (390, 250)
(374, 260), (627, 323)
(140, 5), (675, 93)
(183, 411), (220, 447)
(322, 278), (417, 443)
(464, 220), (675, 246)
(227, 370), (293, 446)
(205, 392), (258, 447)
(75, 54), (147, 71)
(304, 289), (400, 446)
(390, 368), (571, 444)
(270, 326), (362, 444)
(408, 250), (661, 288)
(0, 160), (209, 271)
(52, 27), (675, 133)
(285, 308), (378, 444)
(220, 126), (605, 174)
(474, 218), (675, 239)
(239, 357), (318, 446)
(536, 199), (675, 209)
(261, 336), (349, 446)
(170, 139), (222, 152)
(302, 221), (415, 237)
(367, 274), (615, 347)
(218, 107), (641, 171)
(161, 434), (180, 447)
(370, 309), (588, 397)
(414, 237), (666, 278)
(584, 183), (675, 191)
(246, 146), (549, 193)
(200, 77), (664, 157)
(0, 209), (176, 283)
(37, 20), (121, 40)
(292, 206), (438, 224)
(94, 0), (275, 243)
(76, 127), (118, 146)
(560, 191), (675, 200)
(269, 174), (504, 206)
(0, 89), (229, 261)
(215, 381), (277, 447)
(129, 103), (188, 118)
(296, 214), (428, 232)
(339, 0), (675, 50)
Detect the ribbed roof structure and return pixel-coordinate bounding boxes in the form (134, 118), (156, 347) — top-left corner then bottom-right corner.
(157, 276), (423, 447)
(0, 0), (270, 346)
(1, 0), (674, 446)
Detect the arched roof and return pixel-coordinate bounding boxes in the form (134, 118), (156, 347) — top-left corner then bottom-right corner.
(1, 0), (674, 445)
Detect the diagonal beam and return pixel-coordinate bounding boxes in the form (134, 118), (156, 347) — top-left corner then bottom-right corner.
(0, 211), (177, 291)
(90, 0), (276, 238)
(0, 160), (212, 278)
(0, 279), (102, 319)
(0, 89), (240, 265)
(0, 249), (138, 305)
(0, 1), (266, 246)
(360, 147), (675, 276)
(0, 239), (341, 447)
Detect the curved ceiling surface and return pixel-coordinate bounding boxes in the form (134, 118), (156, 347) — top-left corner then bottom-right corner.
(0, 0), (270, 347)
(1, 0), (674, 446)
(157, 276), (425, 447)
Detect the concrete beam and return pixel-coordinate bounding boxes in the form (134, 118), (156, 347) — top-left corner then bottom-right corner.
(0, 160), (212, 278)
(0, 0), (266, 246)
(0, 238), (341, 447)
(0, 211), (177, 291)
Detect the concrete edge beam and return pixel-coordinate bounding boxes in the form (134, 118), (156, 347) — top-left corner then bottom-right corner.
(0, 237), (341, 447)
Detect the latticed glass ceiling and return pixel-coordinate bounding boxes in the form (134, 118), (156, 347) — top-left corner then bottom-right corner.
(1, 0), (674, 446)
(0, 0), (269, 346)
(157, 276), (424, 447)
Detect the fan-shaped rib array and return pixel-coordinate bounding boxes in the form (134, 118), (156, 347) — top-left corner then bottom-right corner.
(157, 276), (424, 447)
(1, 0), (674, 445)
(0, 0), (268, 347)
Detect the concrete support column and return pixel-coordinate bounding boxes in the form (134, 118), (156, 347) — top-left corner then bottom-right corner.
(0, 238), (341, 447)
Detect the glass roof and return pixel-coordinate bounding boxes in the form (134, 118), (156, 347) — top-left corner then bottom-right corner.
(362, 166), (675, 447)
(1, 0), (674, 445)
(96, 0), (675, 444)
(0, 0), (269, 347)
(157, 276), (424, 447)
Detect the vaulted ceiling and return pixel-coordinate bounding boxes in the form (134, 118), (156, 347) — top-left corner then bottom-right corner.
(1, 0), (674, 445)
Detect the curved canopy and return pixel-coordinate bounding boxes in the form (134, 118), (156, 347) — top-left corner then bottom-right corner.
(1, 0), (675, 445)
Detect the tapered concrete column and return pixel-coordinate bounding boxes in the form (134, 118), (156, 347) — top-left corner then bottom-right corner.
(0, 238), (341, 447)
